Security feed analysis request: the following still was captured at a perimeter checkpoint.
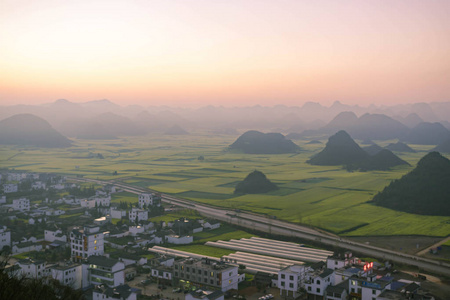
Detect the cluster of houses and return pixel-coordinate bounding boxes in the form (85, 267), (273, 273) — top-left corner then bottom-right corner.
(0, 171), (437, 300)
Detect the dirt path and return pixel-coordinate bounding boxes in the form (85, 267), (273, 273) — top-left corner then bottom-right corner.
(416, 236), (450, 256)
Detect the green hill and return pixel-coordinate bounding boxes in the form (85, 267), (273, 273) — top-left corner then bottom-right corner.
(0, 114), (72, 147)
(307, 130), (369, 165)
(372, 152), (450, 216)
(358, 149), (409, 171)
(234, 170), (278, 194)
(229, 130), (300, 154)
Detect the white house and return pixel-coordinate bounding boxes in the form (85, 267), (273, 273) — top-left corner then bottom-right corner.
(327, 252), (354, 270)
(3, 184), (18, 193)
(0, 225), (11, 251)
(348, 276), (391, 300)
(80, 196), (111, 208)
(50, 263), (82, 289)
(110, 207), (127, 219)
(128, 208), (148, 222)
(16, 258), (49, 278)
(45, 229), (67, 243)
(45, 209), (66, 216)
(166, 234), (193, 245)
(82, 256), (125, 288)
(203, 221), (221, 230)
(51, 183), (66, 190)
(31, 181), (46, 190)
(12, 198), (30, 211)
(138, 193), (154, 208)
(70, 225), (104, 261)
(12, 242), (43, 254)
(305, 268), (334, 298)
(92, 284), (137, 300)
(278, 264), (308, 298)
(0, 196), (6, 204)
(151, 265), (173, 284)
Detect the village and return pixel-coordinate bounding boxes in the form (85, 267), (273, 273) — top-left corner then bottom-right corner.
(0, 171), (438, 300)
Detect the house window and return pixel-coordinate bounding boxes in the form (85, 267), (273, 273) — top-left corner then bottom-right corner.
(289, 275), (293, 281)
(316, 279), (320, 284)
(316, 288), (320, 293)
(372, 290), (376, 295)
(229, 272), (232, 276)
(198, 270), (201, 274)
(229, 279), (232, 284)
(280, 282), (285, 287)
(289, 283), (293, 288)
(281, 274), (285, 279)
(210, 279), (214, 284)
(308, 286), (311, 291)
(187, 267), (190, 272)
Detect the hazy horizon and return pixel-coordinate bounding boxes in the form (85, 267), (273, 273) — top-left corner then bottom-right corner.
(1, 0), (449, 107)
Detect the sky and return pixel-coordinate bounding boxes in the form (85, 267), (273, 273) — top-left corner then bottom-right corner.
(0, 0), (449, 107)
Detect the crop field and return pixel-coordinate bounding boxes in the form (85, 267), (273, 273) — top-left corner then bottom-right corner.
(1, 132), (449, 237)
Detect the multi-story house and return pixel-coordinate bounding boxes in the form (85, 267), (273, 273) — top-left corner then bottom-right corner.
(12, 198), (30, 211)
(70, 225), (104, 262)
(50, 263), (82, 289)
(3, 184), (18, 193)
(278, 264), (309, 298)
(305, 268), (335, 299)
(16, 258), (49, 278)
(80, 195), (111, 208)
(82, 256), (125, 288)
(173, 258), (240, 292)
(138, 193), (154, 208)
(128, 208), (148, 222)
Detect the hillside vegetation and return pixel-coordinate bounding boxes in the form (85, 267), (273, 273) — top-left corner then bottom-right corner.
(372, 152), (450, 216)
(229, 130), (300, 154)
(234, 170), (278, 194)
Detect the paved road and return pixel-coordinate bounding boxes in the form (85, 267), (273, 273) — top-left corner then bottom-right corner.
(69, 177), (450, 277)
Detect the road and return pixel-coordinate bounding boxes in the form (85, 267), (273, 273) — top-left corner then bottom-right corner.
(69, 177), (450, 277)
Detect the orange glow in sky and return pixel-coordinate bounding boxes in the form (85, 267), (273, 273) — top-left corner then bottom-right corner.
(0, 0), (449, 107)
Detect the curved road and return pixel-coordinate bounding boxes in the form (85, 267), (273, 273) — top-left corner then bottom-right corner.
(69, 177), (450, 277)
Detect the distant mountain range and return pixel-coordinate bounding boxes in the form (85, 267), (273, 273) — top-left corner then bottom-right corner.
(308, 130), (409, 171)
(0, 114), (72, 147)
(229, 130), (300, 154)
(402, 122), (450, 145)
(372, 152), (450, 216)
(1, 99), (449, 136)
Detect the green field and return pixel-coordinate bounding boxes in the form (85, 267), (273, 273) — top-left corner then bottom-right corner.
(1, 133), (449, 237)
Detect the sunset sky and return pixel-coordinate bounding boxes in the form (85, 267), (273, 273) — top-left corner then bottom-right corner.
(0, 0), (449, 107)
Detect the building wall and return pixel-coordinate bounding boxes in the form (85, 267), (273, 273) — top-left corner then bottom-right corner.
(0, 228), (11, 250)
(51, 265), (82, 289)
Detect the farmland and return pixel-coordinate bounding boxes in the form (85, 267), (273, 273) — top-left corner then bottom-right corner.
(1, 132), (449, 237)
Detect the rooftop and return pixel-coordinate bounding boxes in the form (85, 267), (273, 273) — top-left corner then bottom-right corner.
(86, 256), (121, 268)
